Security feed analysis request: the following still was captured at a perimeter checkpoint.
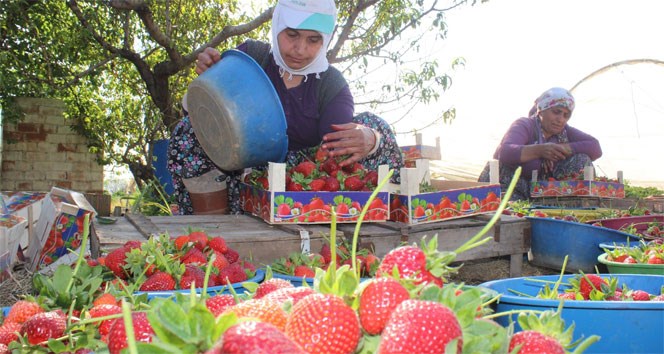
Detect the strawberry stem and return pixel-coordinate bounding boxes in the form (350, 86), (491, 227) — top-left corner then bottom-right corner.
(121, 300), (139, 354)
(330, 207), (337, 277)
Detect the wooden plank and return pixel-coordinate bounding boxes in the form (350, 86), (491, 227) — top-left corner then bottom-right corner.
(124, 213), (160, 239)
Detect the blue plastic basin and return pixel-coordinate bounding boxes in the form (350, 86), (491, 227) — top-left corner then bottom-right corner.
(135, 269), (265, 299)
(273, 272), (371, 287)
(527, 217), (639, 272)
(186, 49), (288, 171)
(480, 274), (664, 354)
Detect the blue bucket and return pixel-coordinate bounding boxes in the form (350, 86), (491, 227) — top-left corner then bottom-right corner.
(527, 217), (639, 272)
(186, 50), (288, 171)
(272, 272), (371, 287)
(480, 274), (664, 354)
(135, 269), (265, 299)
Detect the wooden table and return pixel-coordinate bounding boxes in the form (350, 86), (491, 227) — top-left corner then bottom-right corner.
(93, 213), (531, 277)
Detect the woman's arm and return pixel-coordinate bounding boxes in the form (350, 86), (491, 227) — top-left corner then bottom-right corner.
(565, 126), (603, 160)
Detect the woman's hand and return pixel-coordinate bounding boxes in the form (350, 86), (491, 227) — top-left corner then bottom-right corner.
(538, 143), (572, 162)
(322, 123), (377, 166)
(195, 47), (222, 75)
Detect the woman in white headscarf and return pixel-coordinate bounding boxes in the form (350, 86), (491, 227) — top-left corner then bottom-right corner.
(478, 87), (602, 200)
(168, 0), (404, 215)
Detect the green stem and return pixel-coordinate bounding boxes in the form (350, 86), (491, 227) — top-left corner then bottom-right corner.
(482, 309), (543, 320)
(454, 167), (521, 255)
(330, 208), (337, 278)
(122, 300), (138, 354)
(66, 213), (90, 294)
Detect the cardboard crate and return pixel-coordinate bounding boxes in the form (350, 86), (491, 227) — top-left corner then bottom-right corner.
(530, 168), (625, 199)
(25, 187), (96, 273)
(2, 191), (46, 249)
(239, 163), (390, 224)
(0, 214), (27, 280)
(400, 133), (441, 164)
(389, 160), (501, 225)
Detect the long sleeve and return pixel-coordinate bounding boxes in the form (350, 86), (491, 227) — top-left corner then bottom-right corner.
(566, 126), (602, 160)
(494, 117), (536, 165)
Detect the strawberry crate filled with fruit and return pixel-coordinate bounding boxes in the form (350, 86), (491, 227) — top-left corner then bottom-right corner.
(400, 133), (441, 167)
(239, 148), (390, 224)
(389, 159), (501, 225)
(530, 166), (625, 199)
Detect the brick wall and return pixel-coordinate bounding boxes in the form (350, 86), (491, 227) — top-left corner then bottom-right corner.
(1, 97), (103, 193)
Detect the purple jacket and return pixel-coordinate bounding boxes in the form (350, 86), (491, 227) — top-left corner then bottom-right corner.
(237, 43), (354, 151)
(494, 116), (602, 175)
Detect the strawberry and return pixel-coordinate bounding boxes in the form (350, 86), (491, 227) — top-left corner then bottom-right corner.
(206, 294), (237, 317)
(578, 274), (607, 299)
(256, 176), (269, 190)
(224, 299), (289, 331)
(208, 236), (228, 253)
(188, 231), (208, 251)
(211, 251), (230, 271)
(324, 176), (340, 191)
(106, 312), (155, 354)
(285, 293), (361, 354)
(262, 287), (316, 306)
(309, 178), (327, 191)
(377, 299), (462, 354)
(105, 247), (129, 279)
(294, 265), (315, 278)
(362, 253), (380, 276)
(321, 158), (339, 176)
(344, 175), (364, 191)
(630, 290), (651, 301)
(376, 245), (426, 280)
(217, 263), (247, 285)
(88, 304), (123, 336)
(342, 162), (364, 174)
(287, 181), (304, 191)
(92, 292), (118, 308)
(181, 247), (207, 266)
(180, 265), (206, 289)
(359, 277), (410, 335)
(0, 322), (21, 346)
(293, 161), (316, 178)
(364, 170), (378, 188)
(123, 240), (143, 250)
(508, 330), (565, 354)
(5, 300), (44, 324)
(224, 247), (240, 263)
(254, 278), (294, 299)
(20, 311), (66, 345)
(173, 235), (190, 250)
(140, 271), (176, 291)
(214, 321), (305, 354)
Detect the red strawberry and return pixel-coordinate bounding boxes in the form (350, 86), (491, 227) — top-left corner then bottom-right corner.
(293, 265), (315, 278)
(217, 263), (247, 285)
(508, 330), (565, 354)
(106, 312), (154, 354)
(208, 236), (228, 253)
(140, 271), (176, 291)
(254, 278), (294, 299)
(224, 247), (240, 263)
(173, 235), (190, 250)
(378, 299), (462, 354)
(88, 304), (123, 336)
(320, 244), (339, 264)
(105, 247), (129, 279)
(213, 321), (305, 354)
(180, 265), (206, 289)
(262, 287), (316, 306)
(309, 178), (327, 191)
(359, 277), (410, 335)
(206, 294), (237, 317)
(364, 170), (378, 188)
(211, 251), (230, 271)
(256, 176), (269, 190)
(123, 240), (143, 250)
(0, 322), (21, 346)
(5, 300), (44, 324)
(182, 248), (207, 266)
(344, 175), (364, 191)
(293, 161), (316, 178)
(287, 181), (304, 191)
(321, 158), (339, 176)
(376, 245), (426, 280)
(342, 162), (364, 174)
(578, 274), (606, 299)
(631, 290), (651, 301)
(188, 231), (208, 251)
(363, 254), (380, 276)
(324, 176), (340, 192)
(285, 293), (361, 354)
(239, 260), (257, 273)
(20, 311), (66, 345)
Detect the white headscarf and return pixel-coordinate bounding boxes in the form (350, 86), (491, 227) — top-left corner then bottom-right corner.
(271, 0), (337, 80)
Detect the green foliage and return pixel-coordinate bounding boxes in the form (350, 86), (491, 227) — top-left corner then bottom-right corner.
(624, 182), (664, 199)
(1, 0), (486, 186)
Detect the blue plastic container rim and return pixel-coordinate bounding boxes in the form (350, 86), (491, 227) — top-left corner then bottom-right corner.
(134, 268), (265, 298)
(525, 216), (641, 240)
(479, 274), (664, 310)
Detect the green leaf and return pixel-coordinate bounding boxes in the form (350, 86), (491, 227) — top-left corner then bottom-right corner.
(52, 265), (74, 291)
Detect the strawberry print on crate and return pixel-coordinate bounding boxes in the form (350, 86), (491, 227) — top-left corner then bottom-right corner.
(25, 187), (96, 273)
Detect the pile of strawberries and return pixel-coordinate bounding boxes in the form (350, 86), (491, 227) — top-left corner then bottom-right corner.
(538, 273), (664, 301)
(602, 241), (664, 265)
(269, 241), (381, 279)
(100, 230), (256, 292)
(244, 146), (380, 192)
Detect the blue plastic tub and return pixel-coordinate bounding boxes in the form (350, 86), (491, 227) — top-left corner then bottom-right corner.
(527, 217), (639, 272)
(480, 274), (664, 354)
(272, 272), (371, 287)
(135, 269), (265, 299)
(186, 49), (288, 171)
